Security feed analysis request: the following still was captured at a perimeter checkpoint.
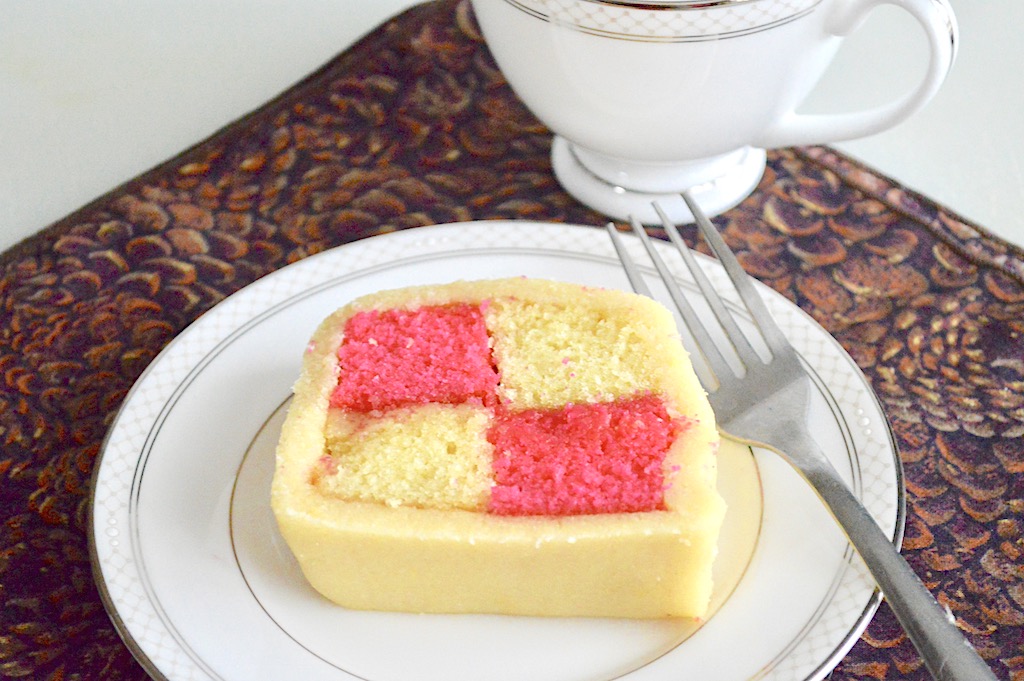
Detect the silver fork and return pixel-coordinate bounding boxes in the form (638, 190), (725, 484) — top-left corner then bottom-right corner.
(606, 191), (997, 681)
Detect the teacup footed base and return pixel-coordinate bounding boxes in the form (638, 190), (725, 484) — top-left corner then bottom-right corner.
(551, 138), (766, 225)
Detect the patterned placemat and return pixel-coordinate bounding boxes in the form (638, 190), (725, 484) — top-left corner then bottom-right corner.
(1, 1), (1021, 678)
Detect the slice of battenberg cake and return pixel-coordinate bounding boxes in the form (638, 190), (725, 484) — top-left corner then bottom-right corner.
(272, 278), (726, 618)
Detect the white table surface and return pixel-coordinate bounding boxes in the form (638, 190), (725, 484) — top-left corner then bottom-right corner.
(2, 0), (1022, 254)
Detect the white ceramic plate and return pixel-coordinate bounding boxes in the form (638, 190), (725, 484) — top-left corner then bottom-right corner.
(90, 221), (903, 681)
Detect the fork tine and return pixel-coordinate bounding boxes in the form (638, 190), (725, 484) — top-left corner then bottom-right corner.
(604, 222), (652, 298)
(652, 202), (766, 369)
(612, 216), (733, 388)
(680, 190), (793, 356)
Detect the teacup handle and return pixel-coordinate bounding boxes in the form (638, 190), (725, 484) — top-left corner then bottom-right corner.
(755, 0), (958, 149)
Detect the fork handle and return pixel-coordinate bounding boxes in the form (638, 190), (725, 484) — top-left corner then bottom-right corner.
(795, 438), (998, 680)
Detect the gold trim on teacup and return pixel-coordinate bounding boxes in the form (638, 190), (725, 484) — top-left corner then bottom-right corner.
(499, 0), (823, 43)
(585, 0), (767, 8)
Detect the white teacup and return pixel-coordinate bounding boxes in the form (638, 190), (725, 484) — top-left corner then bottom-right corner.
(470, 0), (958, 223)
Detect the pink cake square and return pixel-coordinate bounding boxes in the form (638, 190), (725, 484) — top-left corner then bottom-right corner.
(331, 303), (498, 412)
(487, 395), (682, 516)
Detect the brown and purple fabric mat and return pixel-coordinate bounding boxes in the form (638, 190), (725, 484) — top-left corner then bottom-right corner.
(1, 1), (1021, 678)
